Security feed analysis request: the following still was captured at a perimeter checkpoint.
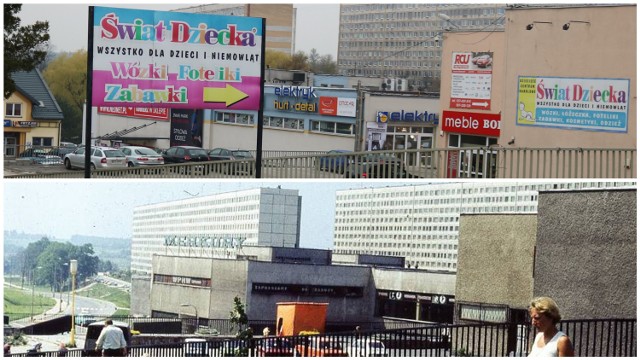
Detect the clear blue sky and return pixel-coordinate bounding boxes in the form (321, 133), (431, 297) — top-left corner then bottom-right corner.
(17, 2), (340, 58)
(4, 180), (417, 250)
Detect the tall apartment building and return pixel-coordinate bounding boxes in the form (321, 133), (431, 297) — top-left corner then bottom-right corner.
(175, 4), (295, 54)
(337, 3), (505, 91)
(131, 187), (302, 274)
(333, 181), (634, 272)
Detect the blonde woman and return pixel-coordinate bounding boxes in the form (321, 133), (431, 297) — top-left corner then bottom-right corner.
(528, 297), (574, 357)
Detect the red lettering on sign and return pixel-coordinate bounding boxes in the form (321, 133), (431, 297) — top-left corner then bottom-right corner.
(454, 54), (471, 64)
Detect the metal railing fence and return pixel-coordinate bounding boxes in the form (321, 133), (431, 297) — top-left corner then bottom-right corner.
(5, 147), (636, 179)
(7, 318), (636, 357)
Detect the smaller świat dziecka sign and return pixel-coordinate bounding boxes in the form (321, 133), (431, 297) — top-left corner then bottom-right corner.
(90, 6), (263, 110)
(517, 76), (629, 133)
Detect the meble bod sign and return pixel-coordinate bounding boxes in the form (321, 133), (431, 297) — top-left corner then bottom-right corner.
(91, 7), (263, 110)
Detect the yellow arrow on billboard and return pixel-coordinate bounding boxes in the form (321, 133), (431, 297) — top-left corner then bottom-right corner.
(203, 84), (249, 107)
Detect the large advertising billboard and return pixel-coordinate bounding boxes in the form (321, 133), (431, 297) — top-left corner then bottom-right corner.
(91, 7), (263, 110)
(517, 76), (629, 133)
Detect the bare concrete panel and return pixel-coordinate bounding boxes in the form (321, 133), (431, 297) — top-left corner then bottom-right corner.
(534, 189), (637, 320)
(456, 214), (537, 310)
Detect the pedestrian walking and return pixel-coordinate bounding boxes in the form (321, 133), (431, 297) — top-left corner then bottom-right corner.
(58, 342), (68, 357)
(528, 297), (574, 357)
(4, 344), (11, 356)
(95, 319), (128, 357)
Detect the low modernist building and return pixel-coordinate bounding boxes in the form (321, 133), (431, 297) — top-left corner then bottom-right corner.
(138, 248), (456, 325)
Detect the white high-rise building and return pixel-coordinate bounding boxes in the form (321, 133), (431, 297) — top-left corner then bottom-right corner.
(131, 187), (301, 274)
(333, 181), (634, 272)
(338, 3), (506, 91)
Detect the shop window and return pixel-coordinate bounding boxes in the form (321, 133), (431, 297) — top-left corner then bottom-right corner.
(5, 103), (22, 117)
(32, 137), (53, 146)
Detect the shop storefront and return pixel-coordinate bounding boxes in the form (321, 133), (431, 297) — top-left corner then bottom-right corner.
(362, 93), (440, 167)
(375, 290), (454, 323)
(203, 86), (358, 151)
(441, 110), (500, 178)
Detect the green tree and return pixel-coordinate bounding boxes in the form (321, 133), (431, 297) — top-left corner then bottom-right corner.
(290, 51), (309, 71)
(56, 97), (83, 143)
(308, 48), (320, 70)
(265, 49), (292, 69)
(4, 4), (50, 98)
(42, 50), (87, 109)
(316, 54), (337, 74)
(229, 296), (252, 356)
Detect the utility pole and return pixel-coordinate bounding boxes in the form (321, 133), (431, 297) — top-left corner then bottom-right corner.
(354, 81), (363, 152)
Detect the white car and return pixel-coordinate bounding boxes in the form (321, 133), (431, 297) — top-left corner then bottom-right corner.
(64, 146), (127, 170)
(351, 339), (388, 357)
(120, 146), (165, 167)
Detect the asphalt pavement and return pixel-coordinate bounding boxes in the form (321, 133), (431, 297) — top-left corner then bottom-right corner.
(4, 158), (73, 177)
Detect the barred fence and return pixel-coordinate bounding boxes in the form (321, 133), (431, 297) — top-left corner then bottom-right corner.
(7, 318), (636, 357)
(6, 147), (636, 179)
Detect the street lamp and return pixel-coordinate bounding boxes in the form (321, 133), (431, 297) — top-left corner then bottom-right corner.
(60, 262), (68, 313)
(69, 260), (77, 348)
(180, 303), (199, 331)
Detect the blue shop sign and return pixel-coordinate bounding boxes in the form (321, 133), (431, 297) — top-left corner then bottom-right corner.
(4, 120), (12, 127)
(377, 110), (439, 124)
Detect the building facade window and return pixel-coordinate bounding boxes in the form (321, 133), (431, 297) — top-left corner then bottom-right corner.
(264, 116), (304, 131)
(5, 103), (22, 117)
(215, 112), (255, 125)
(32, 137), (53, 146)
(310, 120), (354, 136)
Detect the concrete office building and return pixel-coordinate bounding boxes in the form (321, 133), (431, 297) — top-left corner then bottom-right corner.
(332, 181), (634, 272)
(175, 4), (295, 54)
(131, 187), (302, 275)
(337, 3), (506, 91)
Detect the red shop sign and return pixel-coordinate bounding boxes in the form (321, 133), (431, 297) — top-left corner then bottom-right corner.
(442, 110), (501, 137)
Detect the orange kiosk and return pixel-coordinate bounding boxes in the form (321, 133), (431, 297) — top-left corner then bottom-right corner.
(275, 302), (328, 336)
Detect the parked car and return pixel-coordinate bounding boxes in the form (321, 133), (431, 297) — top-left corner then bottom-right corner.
(295, 337), (349, 357)
(208, 148), (254, 175)
(319, 150), (351, 173)
(64, 146), (127, 170)
(256, 337), (294, 357)
(18, 147), (48, 158)
(344, 153), (406, 178)
(208, 148), (254, 161)
(350, 339), (388, 357)
(120, 146), (165, 167)
(162, 146), (211, 164)
(83, 320), (131, 357)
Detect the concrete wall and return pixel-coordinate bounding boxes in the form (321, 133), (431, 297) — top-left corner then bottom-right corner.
(131, 275), (152, 317)
(456, 214), (537, 309)
(503, 5), (636, 149)
(534, 189), (637, 320)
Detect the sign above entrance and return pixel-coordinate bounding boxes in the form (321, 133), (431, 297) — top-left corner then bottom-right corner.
(376, 110), (438, 124)
(90, 7), (263, 110)
(442, 110), (501, 137)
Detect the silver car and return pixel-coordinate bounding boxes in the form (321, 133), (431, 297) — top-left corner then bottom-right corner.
(120, 146), (165, 167)
(64, 146), (127, 170)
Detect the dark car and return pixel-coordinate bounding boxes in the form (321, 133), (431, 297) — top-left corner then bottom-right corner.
(319, 150), (351, 173)
(209, 148), (254, 175)
(344, 153), (406, 178)
(18, 147), (48, 158)
(256, 337), (295, 357)
(162, 146), (211, 164)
